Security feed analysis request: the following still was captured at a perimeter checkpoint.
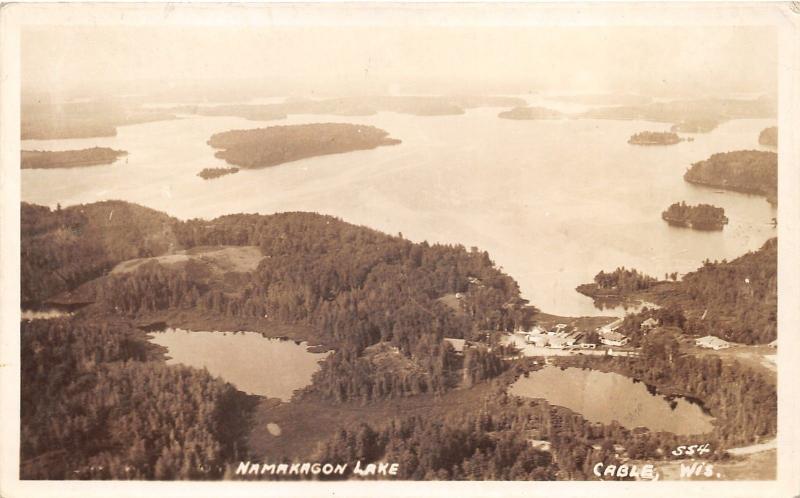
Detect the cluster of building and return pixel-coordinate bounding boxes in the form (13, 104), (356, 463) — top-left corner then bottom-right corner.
(522, 324), (596, 350)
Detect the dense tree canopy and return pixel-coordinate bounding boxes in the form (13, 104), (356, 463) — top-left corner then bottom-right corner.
(684, 150), (777, 204)
(661, 201), (728, 231)
(21, 319), (254, 479)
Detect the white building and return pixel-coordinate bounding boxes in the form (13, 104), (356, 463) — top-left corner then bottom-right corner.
(695, 335), (731, 350)
(444, 338), (466, 353)
(600, 331), (629, 347)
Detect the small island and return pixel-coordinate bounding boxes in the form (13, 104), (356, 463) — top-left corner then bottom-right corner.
(662, 201), (728, 231)
(197, 167), (239, 180)
(669, 119), (719, 133)
(498, 106), (563, 120)
(21, 147), (127, 169)
(207, 123), (401, 169)
(628, 131), (682, 145)
(758, 126), (777, 147)
(683, 150), (777, 205)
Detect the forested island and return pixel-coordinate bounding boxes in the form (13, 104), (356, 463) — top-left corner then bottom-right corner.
(669, 119), (719, 133)
(21, 147), (127, 169)
(20, 200), (777, 480)
(207, 123), (401, 169)
(683, 150), (778, 205)
(661, 201), (728, 230)
(627, 131), (681, 145)
(497, 106), (563, 120)
(758, 126), (778, 147)
(197, 167), (239, 180)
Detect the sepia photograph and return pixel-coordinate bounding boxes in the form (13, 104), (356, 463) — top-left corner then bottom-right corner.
(1, 2), (799, 497)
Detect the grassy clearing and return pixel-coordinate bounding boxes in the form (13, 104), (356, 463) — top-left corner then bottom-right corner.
(247, 381), (497, 460)
(112, 245), (264, 275)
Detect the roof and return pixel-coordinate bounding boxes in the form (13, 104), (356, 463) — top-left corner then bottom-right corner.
(601, 331), (627, 342)
(695, 335), (730, 346)
(444, 338), (466, 352)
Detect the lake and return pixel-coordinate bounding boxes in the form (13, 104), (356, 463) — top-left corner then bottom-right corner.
(22, 103), (776, 316)
(147, 328), (329, 400)
(509, 366), (714, 435)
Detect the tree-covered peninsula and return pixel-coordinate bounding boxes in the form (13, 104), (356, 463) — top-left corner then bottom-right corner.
(662, 201), (728, 230)
(683, 150), (777, 205)
(21, 147), (127, 169)
(207, 123), (401, 169)
(575, 267), (660, 308)
(578, 238), (777, 344)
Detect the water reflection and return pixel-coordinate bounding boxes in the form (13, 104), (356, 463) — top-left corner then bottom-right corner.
(509, 366), (714, 435)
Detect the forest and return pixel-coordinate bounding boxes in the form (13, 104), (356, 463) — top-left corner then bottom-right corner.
(661, 238), (777, 344)
(580, 238), (776, 344)
(306, 332), (777, 480)
(21, 147), (127, 169)
(23, 201), (533, 405)
(683, 150), (778, 205)
(207, 123), (402, 169)
(20, 318), (255, 479)
(661, 201), (728, 230)
(19, 200), (778, 480)
(21, 201), (178, 306)
(306, 337), (776, 481)
(575, 267), (659, 300)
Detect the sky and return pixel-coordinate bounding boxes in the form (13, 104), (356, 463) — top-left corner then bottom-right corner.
(21, 25), (777, 100)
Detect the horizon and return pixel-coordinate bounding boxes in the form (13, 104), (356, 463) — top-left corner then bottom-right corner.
(22, 25), (777, 102)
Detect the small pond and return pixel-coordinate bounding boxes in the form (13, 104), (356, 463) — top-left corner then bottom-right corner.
(508, 366), (714, 435)
(148, 328), (329, 401)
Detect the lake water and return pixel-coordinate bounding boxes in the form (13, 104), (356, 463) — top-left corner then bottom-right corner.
(147, 328), (329, 400)
(22, 104), (776, 316)
(509, 366), (714, 435)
